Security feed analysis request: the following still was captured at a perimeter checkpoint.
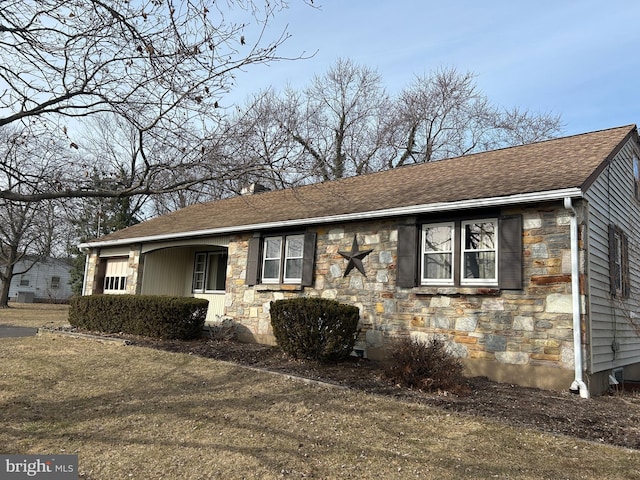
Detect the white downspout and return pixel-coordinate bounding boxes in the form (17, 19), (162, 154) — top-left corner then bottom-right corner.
(564, 197), (589, 398)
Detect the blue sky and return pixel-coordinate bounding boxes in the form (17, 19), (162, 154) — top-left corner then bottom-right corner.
(229, 0), (639, 136)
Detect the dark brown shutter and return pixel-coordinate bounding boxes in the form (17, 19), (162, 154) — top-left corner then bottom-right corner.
(301, 231), (316, 286)
(246, 235), (261, 286)
(499, 214), (522, 290)
(608, 224), (617, 296)
(397, 223), (418, 288)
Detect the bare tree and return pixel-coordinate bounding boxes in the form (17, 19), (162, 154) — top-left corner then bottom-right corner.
(230, 62), (563, 184)
(282, 58), (394, 180)
(230, 59), (393, 183)
(391, 67), (563, 167)
(219, 89), (310, 191)
(0, 129), (64, 306)
(0, 0), (311, 202)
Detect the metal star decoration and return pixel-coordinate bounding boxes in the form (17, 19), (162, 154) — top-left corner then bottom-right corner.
(339, 235), (373, 277)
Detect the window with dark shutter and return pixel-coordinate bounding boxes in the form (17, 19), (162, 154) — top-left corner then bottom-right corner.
(246, 231), (316, 286)
(398, 213), (523, 290)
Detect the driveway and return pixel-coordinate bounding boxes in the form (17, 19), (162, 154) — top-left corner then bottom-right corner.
(0, 324), (38, 338)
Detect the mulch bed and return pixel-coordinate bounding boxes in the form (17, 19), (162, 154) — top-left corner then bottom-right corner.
(121, 335), (640, 451)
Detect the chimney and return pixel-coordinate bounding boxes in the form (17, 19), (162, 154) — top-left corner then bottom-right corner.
(240, 183), (271, 195)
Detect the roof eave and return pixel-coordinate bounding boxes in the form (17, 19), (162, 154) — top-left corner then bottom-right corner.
(79, 187), (583, 250)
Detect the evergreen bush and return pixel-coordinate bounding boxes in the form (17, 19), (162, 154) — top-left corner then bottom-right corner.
(270, 297), (360, 363)
(69, 295), (208, 340)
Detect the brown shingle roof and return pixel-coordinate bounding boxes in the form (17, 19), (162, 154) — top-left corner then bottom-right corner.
(91, 124), (636, 244)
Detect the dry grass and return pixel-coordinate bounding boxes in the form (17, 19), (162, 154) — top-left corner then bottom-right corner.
(0, 302), (69, 328)
(0, 334), (639, 479)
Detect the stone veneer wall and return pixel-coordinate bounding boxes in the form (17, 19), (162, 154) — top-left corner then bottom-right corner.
(224, 204), (586, 389)
(83, 246), (143, 296)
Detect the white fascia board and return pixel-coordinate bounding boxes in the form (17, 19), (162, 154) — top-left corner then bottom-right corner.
(79, 187), (583, 249)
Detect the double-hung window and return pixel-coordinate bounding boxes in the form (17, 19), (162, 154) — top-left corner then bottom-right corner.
(400, 214), (520, 289)
(461, 219), (497, 284)
(262, 234), (304, 284)
(246, 232), (316, 286)
(193, 251), (228, 293)
(420, 219), (497, 286)
(422, 223), (454, 284)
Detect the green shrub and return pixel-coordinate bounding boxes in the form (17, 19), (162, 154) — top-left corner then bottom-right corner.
(69, 295), (208, 340)
(270, 297), (360, 363)
(383, 336), (468, 393)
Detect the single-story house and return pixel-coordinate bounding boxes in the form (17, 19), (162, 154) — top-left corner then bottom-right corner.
(7, 256), (73, 303)
(79, 124), (640, 397)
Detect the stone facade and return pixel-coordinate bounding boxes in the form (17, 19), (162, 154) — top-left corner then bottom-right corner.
(83, 203), (584, 389)
(223, 204), (585, 389)
(83, 246), (143, 296)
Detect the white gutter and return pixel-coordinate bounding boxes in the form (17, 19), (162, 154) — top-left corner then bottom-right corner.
(79, 187), (583, 249)
(564, 197), (589, 398)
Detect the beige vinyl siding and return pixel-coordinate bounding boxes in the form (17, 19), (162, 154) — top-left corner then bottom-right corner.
(140, 246), (227, 319)
(141, 248), (193, 296)
(99, 246), (131, 257)
(584, 138), (640, 373)
(194, 292), (226, 323)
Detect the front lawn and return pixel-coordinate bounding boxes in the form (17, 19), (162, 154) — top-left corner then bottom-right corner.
(0, 302), (69, 328)
(0, 335), (638, 479)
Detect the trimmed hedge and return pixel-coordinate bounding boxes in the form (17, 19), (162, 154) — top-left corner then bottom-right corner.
(69, 295), (209, 340)
(270, 297), (360, 362)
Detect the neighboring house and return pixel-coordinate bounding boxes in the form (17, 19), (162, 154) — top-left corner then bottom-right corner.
(79, 124), (640, 397)
(8, 257), (73, 303)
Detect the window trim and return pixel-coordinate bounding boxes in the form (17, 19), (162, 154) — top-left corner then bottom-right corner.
(460, 218), (498, 286)
(50, 276), (61, 289)
(421, 222), (455, 285)
(283, 234), (304, 283)
(261, 236), (283, 284)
